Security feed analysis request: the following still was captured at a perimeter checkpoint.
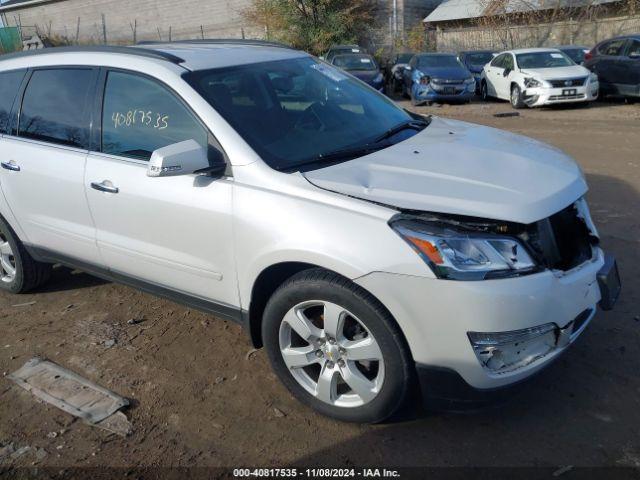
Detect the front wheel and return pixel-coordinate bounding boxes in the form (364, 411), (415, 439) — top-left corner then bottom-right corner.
(262, 269), (412, 423)
(510, 84), (526, 109)
(401, 83), (410, 99)
(481, 80), (490, 101)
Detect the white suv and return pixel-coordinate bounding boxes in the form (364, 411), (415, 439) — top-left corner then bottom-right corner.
(480, 48), (599, 108)
(0, 41), (620, 423)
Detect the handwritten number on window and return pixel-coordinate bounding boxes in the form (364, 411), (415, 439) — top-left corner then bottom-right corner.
(112, 110), (169, 130)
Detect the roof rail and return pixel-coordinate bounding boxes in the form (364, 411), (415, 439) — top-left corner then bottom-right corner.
(0, 45), (185, 64)
(137, 38), (291, 49)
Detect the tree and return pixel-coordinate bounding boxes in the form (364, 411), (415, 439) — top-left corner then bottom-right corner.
(243, 0), (377, 55)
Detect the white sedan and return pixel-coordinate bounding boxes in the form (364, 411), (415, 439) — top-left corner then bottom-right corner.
(480, 48), (599, 108)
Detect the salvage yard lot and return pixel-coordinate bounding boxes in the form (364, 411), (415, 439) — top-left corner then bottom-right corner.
(1, 99), (639, 469)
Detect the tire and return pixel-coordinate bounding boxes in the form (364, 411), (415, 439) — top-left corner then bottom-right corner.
(481, 80), (490, 101)
(510, 84), (526, 109)
(262, 268), (412, 423)
(401, 83), (409, 99)
(0, 216), (52, 294)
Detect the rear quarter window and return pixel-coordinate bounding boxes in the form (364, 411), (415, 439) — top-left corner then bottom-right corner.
(491, 54), (505, 67)
(0, 69), (27, 134)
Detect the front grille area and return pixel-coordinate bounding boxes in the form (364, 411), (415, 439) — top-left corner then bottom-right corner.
(549, 93), (586, 101)
(431, 78), (463, 85)
(549, 77), (587, 87)
(528, 203), (597, 271)
(431, 85), (465, 93)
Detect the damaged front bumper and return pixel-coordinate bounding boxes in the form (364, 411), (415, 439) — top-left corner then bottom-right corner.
(355, 246), (616, 401)
(524, 81), (599, 107)
(412, 81), (475, 104)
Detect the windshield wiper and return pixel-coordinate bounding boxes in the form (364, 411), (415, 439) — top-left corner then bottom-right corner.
(279, 144), (388, 171)
(373, 118), (431, 144)
(280, 117), (431, 172)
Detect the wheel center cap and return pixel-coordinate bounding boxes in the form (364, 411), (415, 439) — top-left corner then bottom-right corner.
(323, 344), (340, 362)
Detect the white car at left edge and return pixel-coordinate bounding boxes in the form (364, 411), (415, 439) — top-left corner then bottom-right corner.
(480, 47), (599, 108)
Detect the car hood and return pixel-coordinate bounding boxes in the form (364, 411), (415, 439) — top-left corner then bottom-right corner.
(303, 117), (587, 224)
(520, 65), (590, 79)
(418, 66), (470, 80)
(467, 64), (485, 74)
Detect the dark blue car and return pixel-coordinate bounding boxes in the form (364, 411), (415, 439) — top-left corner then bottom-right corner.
(402, 53), (475, 105)
(331, 53), (385, 93)
(459, 50), (496, 93)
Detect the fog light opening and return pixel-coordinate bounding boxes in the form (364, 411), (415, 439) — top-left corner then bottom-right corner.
(468, 324), (557, 375)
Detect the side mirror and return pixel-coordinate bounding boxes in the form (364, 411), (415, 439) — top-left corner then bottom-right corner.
(147, 139), (225, 178)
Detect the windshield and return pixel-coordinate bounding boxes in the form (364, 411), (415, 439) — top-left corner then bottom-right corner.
(331, 47), (361, 56)
(185, 57), (413, 171)
(417, 55), (463, 69)
(333, 54), (377, 71)
(396, 53), (414, 64)
(465, 52), (494, 65)
(561, 48), (585, 63)
(516, 51), (574, 68)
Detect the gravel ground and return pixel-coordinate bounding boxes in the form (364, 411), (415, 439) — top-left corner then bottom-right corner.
(0, 97), (639, 472)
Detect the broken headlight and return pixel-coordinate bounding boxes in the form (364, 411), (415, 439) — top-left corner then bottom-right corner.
(524, 77), (543, 88)
(391, 219), (537, 280)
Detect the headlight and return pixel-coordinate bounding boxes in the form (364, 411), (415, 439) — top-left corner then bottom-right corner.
(464, 77), (475, 84)
(524, 77), (543, 88)
(589, 72), (598, 83)
(412, 71), (426, 84)
(391, 219), (536, 280)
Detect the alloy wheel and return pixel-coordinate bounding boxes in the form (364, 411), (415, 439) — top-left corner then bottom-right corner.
(0, 232), (16, 283)
(278, 300), (384, 408)
(511, 86), (519, 107)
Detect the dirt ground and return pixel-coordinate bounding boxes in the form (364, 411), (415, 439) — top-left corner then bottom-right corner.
(1, 96), (639, 473)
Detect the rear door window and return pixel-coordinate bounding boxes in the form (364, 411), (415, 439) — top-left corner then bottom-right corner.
(19, 68), (95, 149)
(599, 39), (627, 56)
(101, 71), (208, 161)
(0, 69), (26, 134)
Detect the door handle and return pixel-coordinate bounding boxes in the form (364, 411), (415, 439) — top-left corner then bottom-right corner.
(90, 181), (119, 194)
(1, 161), (20, 172)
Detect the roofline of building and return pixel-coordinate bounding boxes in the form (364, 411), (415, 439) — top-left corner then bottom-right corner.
(422, 0), (622, 24)
(0, 0), (62, 13)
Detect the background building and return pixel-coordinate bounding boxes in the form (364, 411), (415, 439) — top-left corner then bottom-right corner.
(424, 0), (640, 51)
(0, 0), (440, 51)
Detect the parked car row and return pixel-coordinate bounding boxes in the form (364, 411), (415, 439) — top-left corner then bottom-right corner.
(324, 33), (639, 109)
